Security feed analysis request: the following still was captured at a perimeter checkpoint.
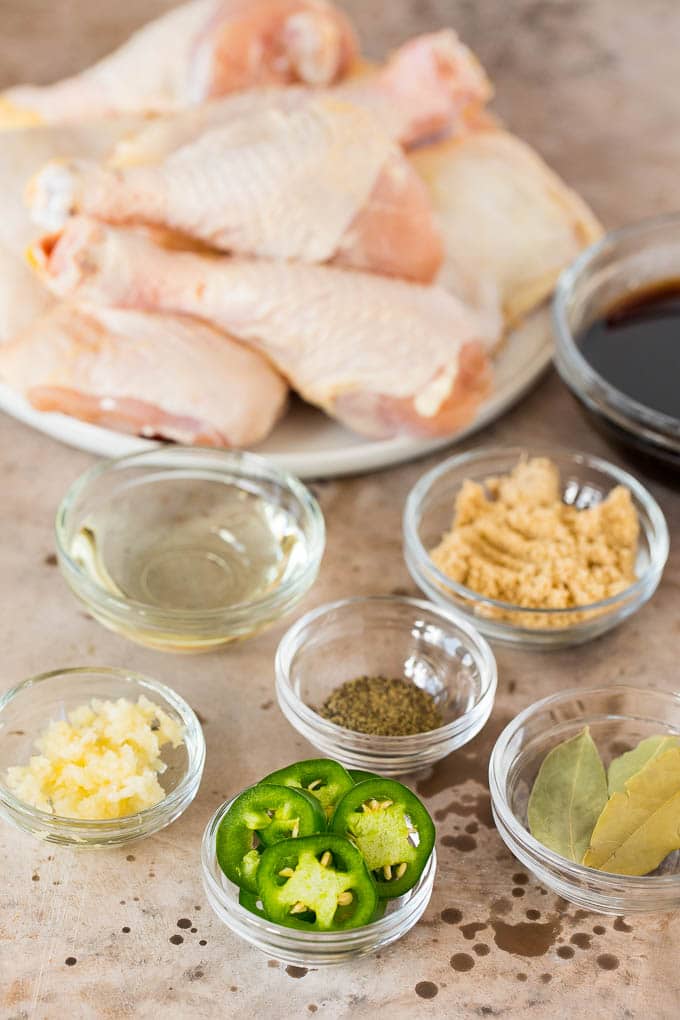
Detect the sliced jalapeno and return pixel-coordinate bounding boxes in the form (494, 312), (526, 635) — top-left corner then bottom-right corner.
(238, 889), (267, 918)
(332, 778), (435, 898)
(216, 784), (326, 893)
(257, 833), (378, 931)
(348, 769), (381, 784)
(261, 759), (354, 820)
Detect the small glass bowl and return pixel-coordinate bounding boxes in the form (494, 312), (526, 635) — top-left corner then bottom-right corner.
(554, 213), (680, 464)
(0, 667), (205, 847)
(489, 685), (680, 914)
(201, 795), (436, 965)
(275, 595), (497, 775)
(403, 446), (668, 648)
(55, 447), (325, 652)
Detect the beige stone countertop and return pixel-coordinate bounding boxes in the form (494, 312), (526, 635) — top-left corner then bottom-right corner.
(1, 2), (680, 1017)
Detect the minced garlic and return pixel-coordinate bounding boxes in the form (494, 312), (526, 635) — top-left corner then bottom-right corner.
(5, 695), (184, 819)
(430, 457), (639, 627)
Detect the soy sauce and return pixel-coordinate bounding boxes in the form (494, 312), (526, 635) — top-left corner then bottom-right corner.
(579, 279), (680, 420)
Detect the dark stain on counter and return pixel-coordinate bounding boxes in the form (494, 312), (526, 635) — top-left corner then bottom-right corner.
(511, 888), (525, 898)
(286, 966), (308, 979)
(526, 909), (541, 921)
(184, 966), (204, 982)
(597, 954), (620, 971)
(540, 973), (552, 984)
(260, 700), (273, 710)
(65, 957), (77, 967)
(460, 922), (487, 941)
(490, 897), (512, 916)
(450, 953), (475, 972)
(169, 935), (184, 946)
(415, 981), (439, 999)
(512, 873), (529, 885)
(44, 553), (58, 567)
(441, 833), (477, 852)
(571, 932), (592, 950)
(177, 918), (192, 929)
(614, 917), (633, 933)
(556, 946), (574, 960)
(491, 917), (562, 957)
(441, 908), (463, 924)
(473, 943), (490, 957)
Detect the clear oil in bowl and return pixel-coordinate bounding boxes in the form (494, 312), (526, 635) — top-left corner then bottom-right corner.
(68, 476), (309, 649)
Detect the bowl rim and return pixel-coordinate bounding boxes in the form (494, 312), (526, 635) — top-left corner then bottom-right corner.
(553, 211), (680, 442)
(201, 793), (437, 944)
(403, 444), (669, 624)
(489, 683), (680, 889)
(0, 665), (206, 832)
(54, 447), (325, 629)
(275, 593), (498, 749)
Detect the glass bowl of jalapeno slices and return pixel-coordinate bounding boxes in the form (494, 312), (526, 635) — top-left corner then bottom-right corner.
(275, 596), (497, 775)
(201, 759), (437, 965)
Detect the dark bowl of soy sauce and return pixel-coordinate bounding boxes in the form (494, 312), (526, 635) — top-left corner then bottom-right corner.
(553, 213), (680, 466)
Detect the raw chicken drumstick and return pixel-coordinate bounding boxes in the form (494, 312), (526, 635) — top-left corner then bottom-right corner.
(0, 0), (357, 127)
(0, 303), (288, 447)
(105, 28), (492, 164)
(28, 98), (443, 282)
(30, 218), (494, 439)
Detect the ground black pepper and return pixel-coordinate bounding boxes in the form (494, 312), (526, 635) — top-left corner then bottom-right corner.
(318, 675), (443, 736)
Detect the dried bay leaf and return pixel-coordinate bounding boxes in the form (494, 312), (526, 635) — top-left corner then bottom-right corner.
(584, 747), (680, 875)
(527, 727), (608, 862)
(607, 734), (680, 794)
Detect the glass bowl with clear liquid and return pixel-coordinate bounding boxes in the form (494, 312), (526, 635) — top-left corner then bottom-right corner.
(56, 448), (325, 652)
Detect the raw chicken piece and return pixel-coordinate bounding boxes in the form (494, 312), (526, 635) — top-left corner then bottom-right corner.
(0, 118), (141, 341)
(0, 0), (357, 127)
(0, 303), (288, 446)
(28, 98), (443, 282)
(30, 218), (494, 439)
(0, 242), (51, 344)
(336, 31), (492, 148)
(107, 29), (491, 167)
(410, 128), (603, 327)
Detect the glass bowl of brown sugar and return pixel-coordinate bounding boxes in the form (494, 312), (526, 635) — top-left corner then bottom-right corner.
(275, 595), (497, 776)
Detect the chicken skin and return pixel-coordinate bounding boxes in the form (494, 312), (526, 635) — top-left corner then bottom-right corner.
(1, 0), (357, 127)
(28, 98), (443, 282)
(30, 217), (494, 439)
(0, 302), (288, 446)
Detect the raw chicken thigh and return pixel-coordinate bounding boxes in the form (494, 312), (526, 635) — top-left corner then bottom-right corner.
(0, 303), (288, 446)
(28, 98), (443, 282)
(32, 218), (494, 439)
(0, 0), (357, 127)
(410, 128), (603, 326)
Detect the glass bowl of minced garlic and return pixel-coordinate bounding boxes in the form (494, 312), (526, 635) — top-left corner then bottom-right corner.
(0, 667), (205, 847)
(404, 447), (669, 648)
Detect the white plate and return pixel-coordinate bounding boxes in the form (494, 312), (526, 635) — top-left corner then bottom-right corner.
(0, 308), (552, 478)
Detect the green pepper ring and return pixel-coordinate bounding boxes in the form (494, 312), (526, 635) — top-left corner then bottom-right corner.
(257, 834), (378, 931)
(332, 778), (435, 898)
(261, 758), (354, 819)
(216, 783), (326, 893)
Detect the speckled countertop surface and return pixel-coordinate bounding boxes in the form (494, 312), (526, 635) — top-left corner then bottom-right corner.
(1, 2), (679, 1017)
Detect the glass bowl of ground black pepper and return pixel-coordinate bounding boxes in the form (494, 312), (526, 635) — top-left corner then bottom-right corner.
(275, 595), (497, 775)
(554, 213), (680, 464)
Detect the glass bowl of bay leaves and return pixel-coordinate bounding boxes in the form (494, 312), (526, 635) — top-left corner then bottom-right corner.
(489, 685), (680, 914)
